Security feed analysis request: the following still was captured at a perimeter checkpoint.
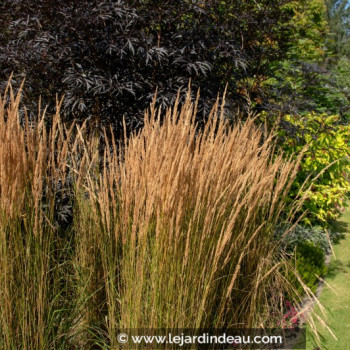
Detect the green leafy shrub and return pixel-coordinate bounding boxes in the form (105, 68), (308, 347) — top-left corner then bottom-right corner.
(276, 224), (340, 254)
(261, 0), (346, 118)
(279, 112), (350, 225)
(289, 242), (327, 296)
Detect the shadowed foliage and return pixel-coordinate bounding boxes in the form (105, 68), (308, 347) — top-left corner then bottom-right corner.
(0, 0), (296, 136)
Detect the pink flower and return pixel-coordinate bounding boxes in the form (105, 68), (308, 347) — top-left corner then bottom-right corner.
(291, 317), (299, 325)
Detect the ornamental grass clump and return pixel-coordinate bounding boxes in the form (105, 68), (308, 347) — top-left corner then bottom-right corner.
(73, 92), (306, 347)
(0, 84), (77, 349)
(0, 84), (318, 349)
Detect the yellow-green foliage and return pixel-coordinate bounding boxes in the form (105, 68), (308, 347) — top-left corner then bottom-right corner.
(281, 112), (350, 224)
(284, 0), (329, 62)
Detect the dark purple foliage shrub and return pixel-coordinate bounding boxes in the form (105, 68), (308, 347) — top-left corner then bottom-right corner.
(0, 0), (295, 136)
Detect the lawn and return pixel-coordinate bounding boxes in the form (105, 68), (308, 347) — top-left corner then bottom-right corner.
(296, 208), (350, 350)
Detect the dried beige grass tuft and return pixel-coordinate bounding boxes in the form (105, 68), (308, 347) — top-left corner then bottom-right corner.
(0, 84), (324, 349)
(73, 92), (308, 347)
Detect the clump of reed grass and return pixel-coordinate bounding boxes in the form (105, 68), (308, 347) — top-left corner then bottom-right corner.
(73, 92), (306, 348)
(0, 84), (321, 349)
(0, 84), (77, 349)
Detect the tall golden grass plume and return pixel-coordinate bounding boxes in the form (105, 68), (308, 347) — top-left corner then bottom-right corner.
(0, 83), (77, 348)
(72, 91), (308, 348)
(0, 83), (324, 349)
